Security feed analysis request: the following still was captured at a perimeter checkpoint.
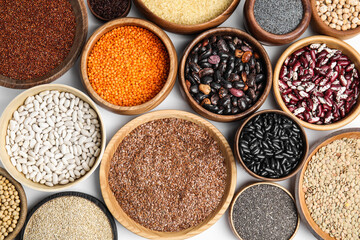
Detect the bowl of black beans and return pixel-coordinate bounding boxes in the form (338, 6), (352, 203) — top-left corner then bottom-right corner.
(234, 110), (308, 181)
(179, 28), (272, 122)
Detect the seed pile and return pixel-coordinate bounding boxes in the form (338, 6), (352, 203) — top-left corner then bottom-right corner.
(279, 43), (360, 124)
(0, 0), (76, 81)
(239, 113), (305, 178)
(88, 26), (170, 107)
(0, 175), (21, 240)
(254, 0), (304, 35)
(89, 0), (129, 20)
(185, 35), (266, 115)
(232, 184), (298, 240)
(23, 196), (113, 240)
(141, 0), (233, 25)
(316, 0), (360, 31)
(108, 118), (227, 232)
(5, 90), (102, 187)
(303, 137), (360, 239)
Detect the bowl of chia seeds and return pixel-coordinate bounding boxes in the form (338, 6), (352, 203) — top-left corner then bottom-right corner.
(243, 0), (311, 45)
(229, 182), (300, 240)
(234, 109), (308, 181)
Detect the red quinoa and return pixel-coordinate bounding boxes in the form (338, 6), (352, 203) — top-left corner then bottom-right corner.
(108, 118), (227, 232)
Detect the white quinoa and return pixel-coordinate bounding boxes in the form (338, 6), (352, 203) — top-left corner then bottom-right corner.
(303, 138), (360, 239)
(141, 0), (233, 25)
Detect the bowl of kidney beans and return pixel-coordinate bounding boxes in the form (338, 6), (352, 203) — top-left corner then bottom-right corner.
(179, 28), (272, 122)
(234, 110), (309, 181)
(274, 36), (360, 131)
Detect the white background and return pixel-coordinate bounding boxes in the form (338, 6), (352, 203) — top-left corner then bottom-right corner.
(1, 1), (359, 239)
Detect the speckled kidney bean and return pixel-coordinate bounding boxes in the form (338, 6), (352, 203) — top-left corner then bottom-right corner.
(185, 35), (267, 115)
(279, 43), (360, 124)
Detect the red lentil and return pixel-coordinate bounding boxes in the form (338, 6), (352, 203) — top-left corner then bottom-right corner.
(0, 0), (76, 81)
(87, 26), (170, 107)
(108, 118), (227, 232)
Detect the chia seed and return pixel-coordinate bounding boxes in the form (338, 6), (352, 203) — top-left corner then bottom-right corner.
(254, 0), (304, 35)
(231, 183), (298, 240)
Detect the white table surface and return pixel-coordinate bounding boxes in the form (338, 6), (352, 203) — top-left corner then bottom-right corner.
(1, 1), (360, 240)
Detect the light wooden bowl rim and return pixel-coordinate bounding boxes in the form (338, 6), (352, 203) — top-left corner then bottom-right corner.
(99, 110), (237, 240)
(179, 27), (273, 122)
(132, 0), (241, 34)
(0, 84), (106, 192)
(0, 0), (88, 89)
(295, 128), (360, 240)
(310, 0), (360, 39)
(0, 167), (27, 240)
(87, 0), (131, 21)
(80, 17), (178, 115)
(273, 35), (360, 131)
(243, 0), (311, 45)
(234, 109), (309, 181)
(229, 182), (300, 240)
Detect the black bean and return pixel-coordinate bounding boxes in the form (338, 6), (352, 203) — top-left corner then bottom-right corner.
(190, 85), (199, 94)
(233, 81), (245, 89)
(217, 38), (229, 52)
(201, 76), (213, 84)
(238, 98), (248, 111)
(210, 82), (221, 90)
(221, 80), (232, 89)
(200, 62), (212, 68)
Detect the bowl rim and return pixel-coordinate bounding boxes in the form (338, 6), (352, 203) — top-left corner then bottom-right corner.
(179, 27), (273, 122)
(0, 0), (88, 89)
(0, 167), (27, 240)
(80, 17), (178, 115)
(86, 0), (131, 21)
(0, 84), (106, 192)
(295, 128), (360, 240)
(99, 109), (237, 240)
(273, 35), (360, 131)
(132, 0), (241, 34)
(234, 109), (309, 181)
(243, 0), (312, 45)
(228, 181), (300, 240)
(310, 0), (360, 39)
(19, 191), (118, 239)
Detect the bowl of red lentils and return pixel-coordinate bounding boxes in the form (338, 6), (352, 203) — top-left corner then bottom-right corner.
(311, 0), (360, 39)
(80, 17), (178, 115)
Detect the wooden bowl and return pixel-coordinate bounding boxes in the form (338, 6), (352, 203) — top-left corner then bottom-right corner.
(234, 109), (309, 181)
(0, 0), (88, 89)
(133, 0), (240, 34)
(179, 27), (273, 122)
(295, 128), (360, 240)
(0, 167), (27, 240)
(310, 0), (360, 39)
(80, 18), (178, 115)
(0, 84), (106, 192)
(243, 0), (311, 45)
(87, 0), (131, 21)
(20, 191), (117, 240)
(100, 110), (237, 240)
(229, 182), (300, 240)
(273, 35), (360, 131)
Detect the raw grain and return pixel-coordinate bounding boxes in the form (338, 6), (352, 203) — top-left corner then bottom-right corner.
(108, 118), (227, 232)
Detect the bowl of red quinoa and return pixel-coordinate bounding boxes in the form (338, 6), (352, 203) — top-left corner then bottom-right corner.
(0, 0), (88, 89)
(99, 110), (237, 239)
(273, 35), (360, 131)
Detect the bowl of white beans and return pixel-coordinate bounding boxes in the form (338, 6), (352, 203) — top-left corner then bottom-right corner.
(0, 84), (106, 191)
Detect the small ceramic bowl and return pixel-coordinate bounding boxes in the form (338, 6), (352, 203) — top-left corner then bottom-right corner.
(229, 182), (300, 240)
(310, 0), (360, 39)
(133, 0), (241, 34)
(100, 110), (237, 240)
(234, 109), (309, 181)
(0, 0), (88, 89)
(80, 17), (178, 115)
(0, 167), (27, 240)
(87, 0), (131, 21)
(295, 128), (360, 240)
(273, 35), (360, 131)
(0, 84), (106, 192)
(179, 27), (272, 122)
(243, 0), (311, 45)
